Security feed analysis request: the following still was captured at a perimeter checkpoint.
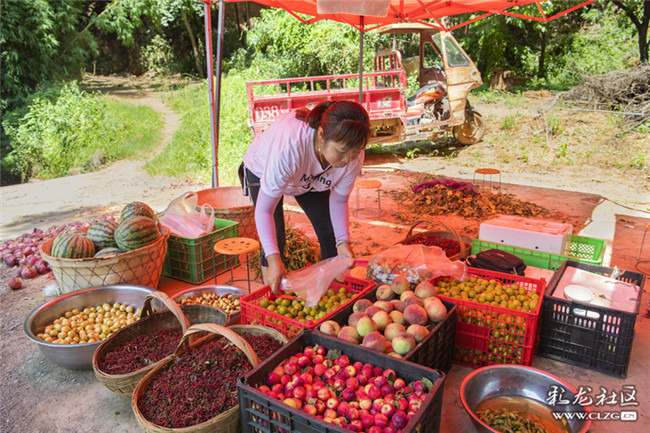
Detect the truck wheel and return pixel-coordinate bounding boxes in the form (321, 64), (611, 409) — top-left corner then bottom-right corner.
(454, 111), (486, 145)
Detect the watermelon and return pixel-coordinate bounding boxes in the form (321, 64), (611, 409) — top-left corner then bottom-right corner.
(114, 216), (160, 251)
(120, 201), (156, 221)
(51, 230), (85, 253)
(51, 233), (95, 259)
(87, 220), (119, 250)
(94, 247), (122, 258)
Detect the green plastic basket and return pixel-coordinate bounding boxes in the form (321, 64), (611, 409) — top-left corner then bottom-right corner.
(471, 235), (606, 271)
(162, 219), (239, 284)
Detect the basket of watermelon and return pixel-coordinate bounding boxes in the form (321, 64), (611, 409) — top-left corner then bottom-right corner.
(401, 219), (473, 261)
(39, 202), (170, 294)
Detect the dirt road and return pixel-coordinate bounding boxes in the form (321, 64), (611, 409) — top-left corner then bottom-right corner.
(1, 74), (649, 433)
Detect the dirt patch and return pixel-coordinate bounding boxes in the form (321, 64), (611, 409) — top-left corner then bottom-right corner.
(1, 74), (649, 433)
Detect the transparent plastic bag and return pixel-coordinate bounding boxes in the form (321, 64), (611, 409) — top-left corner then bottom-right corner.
(367, 244), (466, 286)
(158, 192), (216, 238)
(280, 256), (354, 308)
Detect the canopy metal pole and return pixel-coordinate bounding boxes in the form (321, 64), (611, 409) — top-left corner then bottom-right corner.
(358, 16), (364, 104)
(213, 0), (226, 187)
(202, 0), (218, 187)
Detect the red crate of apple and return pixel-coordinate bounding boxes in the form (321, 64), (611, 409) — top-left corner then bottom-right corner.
(238, 329), (445, 433)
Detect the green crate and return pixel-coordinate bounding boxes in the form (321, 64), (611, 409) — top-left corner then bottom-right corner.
(162, 219), (239, 284)
(471, 235), (606, 271)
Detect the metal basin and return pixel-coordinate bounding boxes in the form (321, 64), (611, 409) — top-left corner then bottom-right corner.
(24, 285), (156, 370)
(460, 365), (591, 433)
(171, 285), (246, 324)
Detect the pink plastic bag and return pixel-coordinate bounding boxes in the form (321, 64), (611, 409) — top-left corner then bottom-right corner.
(158, 192), (216, 238)
(280, 256), (354, 308)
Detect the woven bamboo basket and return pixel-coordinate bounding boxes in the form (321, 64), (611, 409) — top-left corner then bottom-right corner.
(131, 323), (288, 433)
(93, 292), (228, 398)
(401, 219), (473, 261)
(40, 229), (170, 294)
(195, 186), (257, 240)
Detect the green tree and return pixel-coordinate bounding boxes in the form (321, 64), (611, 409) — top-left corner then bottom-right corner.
(612, 0), (649, 63)
(0, 0), (95, 114)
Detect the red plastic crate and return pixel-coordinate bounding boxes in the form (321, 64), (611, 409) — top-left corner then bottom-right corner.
(240, 277), (374, 339)
(429, 267), (547, 368)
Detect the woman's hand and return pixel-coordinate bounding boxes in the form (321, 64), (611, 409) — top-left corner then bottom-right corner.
(265, 254), (287, 294)
(336, 241), (355, 263)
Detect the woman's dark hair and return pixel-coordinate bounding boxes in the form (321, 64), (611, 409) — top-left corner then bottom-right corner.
(296, 101), (371, 150)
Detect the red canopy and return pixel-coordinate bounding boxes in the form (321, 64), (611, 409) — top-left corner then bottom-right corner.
(228, 0), (598, 31)
(201, 0), (596, 186)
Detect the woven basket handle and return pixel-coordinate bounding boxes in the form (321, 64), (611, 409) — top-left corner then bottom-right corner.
(177, 323), (261, 368)
(405, 219), (467, 258)
(141, 291), (191, 335)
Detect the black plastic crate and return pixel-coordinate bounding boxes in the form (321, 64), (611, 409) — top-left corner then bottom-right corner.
(238, 329), (445, 433)
(323, 289), (457, 372)
(536, 260), (646, 378)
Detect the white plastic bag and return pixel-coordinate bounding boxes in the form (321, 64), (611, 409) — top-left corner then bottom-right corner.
(280, 256), (354, 308)
(367, 244), (466, 286)
(158, 192), (216, 238)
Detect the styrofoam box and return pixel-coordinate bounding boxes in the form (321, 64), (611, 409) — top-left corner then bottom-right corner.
(479, 214), (573, 255)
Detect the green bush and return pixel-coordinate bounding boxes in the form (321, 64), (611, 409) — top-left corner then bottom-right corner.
(2, 82), (161, 182)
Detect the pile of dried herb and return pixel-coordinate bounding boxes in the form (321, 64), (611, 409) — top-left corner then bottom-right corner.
(98, 328), (183, 375)
(250, 225), (321, 279)
(137, 334), (282, 429)
(394, 183), (555, 220)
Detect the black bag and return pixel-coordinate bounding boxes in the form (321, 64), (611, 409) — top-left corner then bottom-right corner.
(466, 249), (527, 275)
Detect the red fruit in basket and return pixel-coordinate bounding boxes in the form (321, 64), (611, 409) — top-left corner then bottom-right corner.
(272, 383), (284, 395)
(341, 386), (356, 402)
(292, 385), (306, 401)
(326, 396), (340, 410)
(331, 417), (347, 427)
(365, 384), (381, 400)
(314, 399), (326, 414)
(361, 413), (376, 429)
(334, 354), (350, 368)
(373, 366), (384, 377)
(375, 284), (395, 301)
(284, 362), (299, 376)
(266, 372), (281, 386)
(315, 345), (327, 356)
(392, 410), (409, 429)
(317, 387), (332, 401)
(347, 407), (360, 421)
(347, 419), (363, 432)
(356, 374), (368, 387)
(381, 402), (396, 419)
(273, 365), (285, 377)
(342, 365), (356, 378)
(361, 364), (374, 378)
(281, 374), (291, 386)
(332, 365), (342, 374)
(336, 401), (350, 417)
(414, 281), (437, 299)
(373, 413), (389, 429)
(313, 362), (327, 377)
(345, 376), (359, 389)
(395, 397), (408, 412)
(333, 378), (346, 391)
(300, 372), (313, 385)
(323, 408), (337, 420)
(312, 354), (325, 365)
(297, 355), (311, 368)
(303, 346), (315, 358)
(381, 384), (395, 397)
(283, 398), (302, 409)
(393, 378), (406, 391)
(404, 304), (428, 326)
(412, 380), (426, 394)
(372, 398), (385, 413)
(359, 396), (372, 411)
(302, 404), (317, 416)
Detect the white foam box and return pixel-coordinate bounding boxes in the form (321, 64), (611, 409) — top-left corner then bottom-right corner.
(479, 214), (573, 255)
